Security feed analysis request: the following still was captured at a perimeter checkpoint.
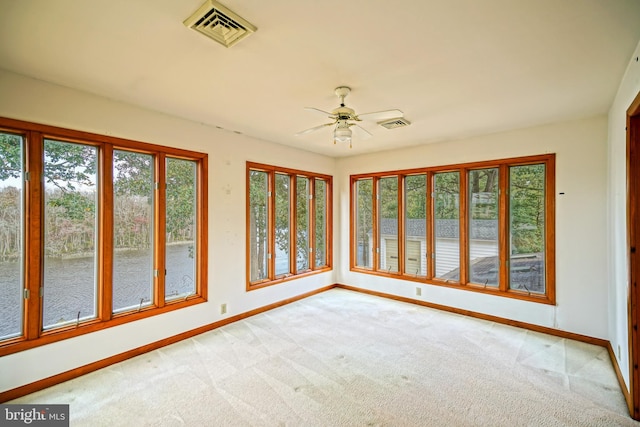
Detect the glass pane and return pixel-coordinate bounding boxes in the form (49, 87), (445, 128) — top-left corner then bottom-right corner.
(296, 176), (310, 272)
(43, 139), (98, 330)
(434, 171), (460, 281)
(315, 178), (327, 268)
(165, 158), (197, 300)
(275, 173), (290, 276)
(355, 179), (373, 268)
(509, 164), (545, 294)
(379, 177), (398, 273)
(0, 132), (24, 340)
(469, 168), (499, 286)
(113, 150), (154, 313)
(249, 170), (268, 282)
(404, 174), (427, 277)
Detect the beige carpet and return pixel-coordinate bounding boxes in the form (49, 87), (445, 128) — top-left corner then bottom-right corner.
(10, 289), (639, 426)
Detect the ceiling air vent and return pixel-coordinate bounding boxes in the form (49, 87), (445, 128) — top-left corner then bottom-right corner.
(184, 0), (257, 48)
(378, 117), (411, 129)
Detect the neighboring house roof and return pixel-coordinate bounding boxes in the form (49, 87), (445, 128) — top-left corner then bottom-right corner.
(380, 218), (498, 240)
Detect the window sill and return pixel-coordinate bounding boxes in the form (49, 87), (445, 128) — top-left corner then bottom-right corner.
(349, 267), (554, 305)
(0, 295), (207, 357)
(247, 267), (332, 291)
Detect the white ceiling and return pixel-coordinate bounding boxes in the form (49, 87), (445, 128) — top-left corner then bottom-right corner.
(1, 0), (639, 157)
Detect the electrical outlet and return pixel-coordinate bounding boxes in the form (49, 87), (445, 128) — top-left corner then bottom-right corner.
(415, 287), (422, 296)
(618, 344), (622, 360)
(221, 303), (227, 315)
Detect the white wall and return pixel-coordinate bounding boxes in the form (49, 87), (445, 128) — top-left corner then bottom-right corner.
(0, 70), (338, 394)
(608, 42), (640, 391)
(336, 115), (609, 338)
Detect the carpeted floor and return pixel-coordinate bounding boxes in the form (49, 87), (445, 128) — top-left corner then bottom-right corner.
(10, 289), (640, 426)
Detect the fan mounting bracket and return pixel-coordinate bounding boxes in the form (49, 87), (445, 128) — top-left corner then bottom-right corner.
(335, 86), (351, 103)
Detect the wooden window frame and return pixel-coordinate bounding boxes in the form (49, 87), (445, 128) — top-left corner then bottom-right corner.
(0, 117), (208, 356)
(246, 162), (332, 290)
(350, 154), (555, 305)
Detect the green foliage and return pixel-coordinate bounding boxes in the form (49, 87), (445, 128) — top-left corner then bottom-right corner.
(249, 172), (328, 276)
(405, 175), (426, 220)
(435, 172), (459, 219)
(314, 178), (327, 266)
(0, 186), (21, 259)
(0, 135), (198, 258)
(166, 158), (196, 242)
(47, 191), (95, 221)
(274, 173), (290, 254)
(355, 179), (373, 266)
(296, 177), (309, 270)
(0, 133), (21, 181)
(44, 140), (97, 191)
(43, 140), (98, 257)
(510, 164), (545, 254)
(249, 170), (268, 280)
(113, 151), (153, 250)
(469, 168), (498, 220)
(0, 133), (24, 259)
(379, 177), (398, 219)
(114, 150), (153, 197)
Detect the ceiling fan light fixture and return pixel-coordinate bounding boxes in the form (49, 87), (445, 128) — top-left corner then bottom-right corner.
(334, 123), (352, 145)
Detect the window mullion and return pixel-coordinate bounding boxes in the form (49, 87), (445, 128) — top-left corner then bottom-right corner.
(197, 156), (208, 299)
(100, 144), (113, 320)
(155, 153), (166, 308)
(24, 131), (42, 340)
(309, 177), (316, 271)
(268, 170), (276, 279)
(287, 173), (295, 276)
(397, 176), (405, 275)
(426, 172), (433, 280)
(498, 164), (509, 292)
(545, 157), (556, 302)
(374, 177), (380, 272)
(459, 168), (468, 285)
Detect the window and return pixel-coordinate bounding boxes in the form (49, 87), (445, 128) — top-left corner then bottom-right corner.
(248, 170), (269, 282)
(404, 174), (427, 277)
(350, 154), (555, 304)
(296, 176), (310, 272)
(354, 178), (373, 269)
(469, 168), (499, 287)
(165, 157), (198, 301)
(0, 131), (24, 341)
(314, 178), (329, 268)
(0, 117), (208, 355)
(379, 176), (399, 273)
(43, 139), (99, 330)
(247, 162), (332, 289)
(434, 171), (460, 281)
(113, 150), (154, 313)
(509, 163), (546, 294)
(275, 173), (291, 277)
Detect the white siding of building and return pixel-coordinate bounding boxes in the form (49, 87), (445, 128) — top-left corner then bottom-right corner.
(469, 241), (498, 261)
(435, 238), (460, 279)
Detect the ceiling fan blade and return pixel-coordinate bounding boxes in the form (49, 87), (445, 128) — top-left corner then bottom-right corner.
(304, 107), (336, 118)
(295, 122), (334, 136)
(357, 109), (404, 122)
(352, 124), (373, 140)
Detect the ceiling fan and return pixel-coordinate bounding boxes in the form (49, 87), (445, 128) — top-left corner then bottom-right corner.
(295, 86), (404, 148)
